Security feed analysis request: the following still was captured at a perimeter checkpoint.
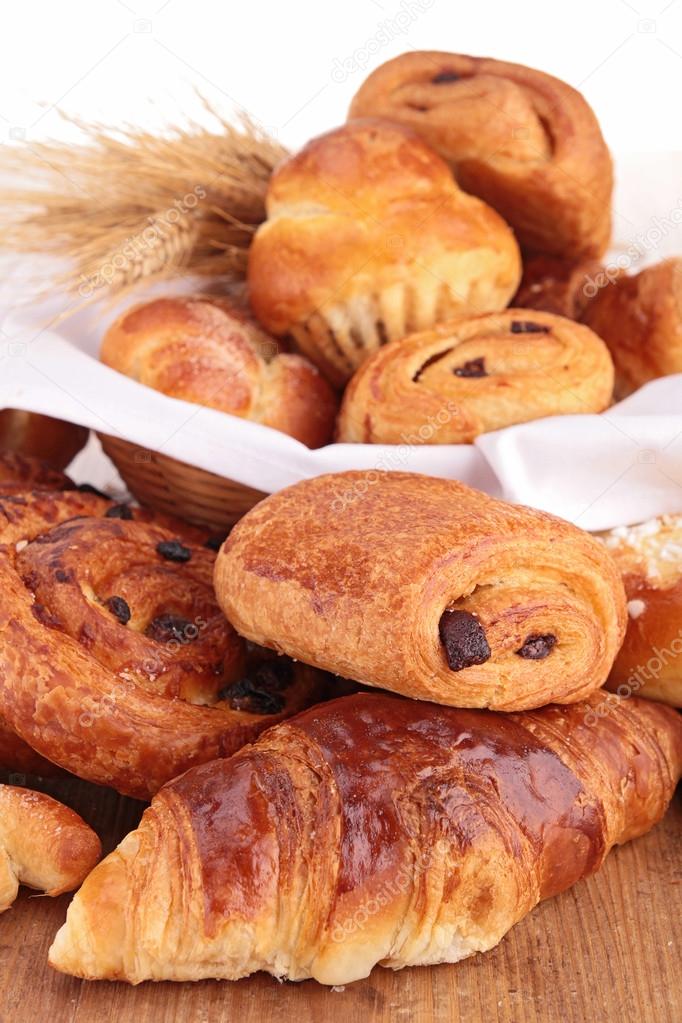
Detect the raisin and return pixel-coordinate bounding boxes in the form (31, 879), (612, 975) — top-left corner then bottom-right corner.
(218, 678), (285, 715)
(105, 503), (133, 520)
(453, 357), (487, 378)
(510, 321), (550, 334)
(106, 595), (131, 625)
(156, 540), (191, 563)
(439, 609), (491, 671)
(145, 613), (193, 642)
(432, 70), (460, 83)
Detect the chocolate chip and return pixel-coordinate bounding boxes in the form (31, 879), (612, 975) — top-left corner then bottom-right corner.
(156, 540), (191, 563)
(251, 659), (294, 691)
(218, 677), (285, 715)
(145, 613), (193, 643)
(105, 503), (133, 520)
(454, 357), (487, 378)
(510, 321), (550, 334)
(515, 633), (557, 660)
(439, 610), (491, 672)
(76, 483), (108, 498)
(106, 595), (131, 625)
(204, 534), (228, 552)
(432, 70), (460, 83)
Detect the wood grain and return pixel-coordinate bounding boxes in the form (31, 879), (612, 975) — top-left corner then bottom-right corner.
(0, 772), (679, 1023)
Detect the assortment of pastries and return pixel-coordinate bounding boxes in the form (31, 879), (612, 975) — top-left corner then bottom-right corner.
(2, 50), (682, 996)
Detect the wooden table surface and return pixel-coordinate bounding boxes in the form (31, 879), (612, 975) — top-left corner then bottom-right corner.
(0, 772), (679, 1023)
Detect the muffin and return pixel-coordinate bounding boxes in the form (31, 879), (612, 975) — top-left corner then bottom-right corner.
(247, 119), (522, 386)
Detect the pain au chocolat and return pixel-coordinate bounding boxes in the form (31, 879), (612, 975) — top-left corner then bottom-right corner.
(215, 471), (626, 711)
(248, 119), (521, 386)
(337, 309), (614, 444)
(349, 51), (612, 260)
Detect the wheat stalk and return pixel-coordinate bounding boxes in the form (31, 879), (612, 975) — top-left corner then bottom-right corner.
(0, 99), (287, 309)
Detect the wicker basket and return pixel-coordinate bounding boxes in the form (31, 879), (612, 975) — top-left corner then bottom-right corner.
(99, 434), (266, 531)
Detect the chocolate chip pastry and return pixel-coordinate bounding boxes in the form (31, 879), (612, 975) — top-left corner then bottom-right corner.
(248, 119), (521, 386)
(601, 515), (682, 707)
(349, 51), (612, 260)
(49, 690), (682, 984)
(336, 309), (614, 444)
(215, 471), (627, 711)
(0, 489), (326, 798)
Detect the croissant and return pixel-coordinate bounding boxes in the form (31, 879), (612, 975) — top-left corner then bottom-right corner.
(601, 514), (682, 707)
(1, 784), (100, 912)
(337, 309), (614, 444)
(101, 295), (338, 448)
(0, 489), (326, 798)
(0, 449), (74, 495)
(215, 471), (626, 711)
(48, 689), (682, 984)
(248, 119), (521, 386)
(348, 52), (612, 260)
(581, 258), (682, 397)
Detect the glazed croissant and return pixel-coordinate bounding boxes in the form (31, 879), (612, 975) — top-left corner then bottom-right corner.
(337, 309), (614, 444)
(0, 488), (325, 798)
(0, 784), (100, 911)
(48, 690), (682, 984)
(215, 471), (626, 711)
(349, 51), (613, 260)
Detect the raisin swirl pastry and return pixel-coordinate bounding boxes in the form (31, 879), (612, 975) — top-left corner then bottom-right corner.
(601, 515), (682, 707)
(0, 490), (325, 798)
(248, 119), (521, 386)
(101, 294), (337, 448)
(337, 309), (614, 444)
(49, 690), (682, 985)
(349, 52), (612, 260)
(0, 784), (100, 912)
(215, 472), (627, 711)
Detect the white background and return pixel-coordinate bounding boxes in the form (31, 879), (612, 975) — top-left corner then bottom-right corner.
(0, 0), (681, 151)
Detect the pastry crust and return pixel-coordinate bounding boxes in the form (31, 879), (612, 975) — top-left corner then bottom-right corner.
(48, 690), (682, 984)
(349, 52), (612, 260)
(601, 515), (682, 706)
(337, 308), (614, 444)
(0, 489), (326, 798)
(513, 256), (606, 319)
(0, 450), (73, 494)
(248, 119), (521, 386)
(582, 258), (682, 397)
(101, 295), (338, 447)
(215, 471), (627, 711)
(0, 784), (100, 911)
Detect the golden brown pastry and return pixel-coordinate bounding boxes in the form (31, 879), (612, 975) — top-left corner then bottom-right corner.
(0, 450), (74, 494)
(582, 258), (682, 397)
(101, 295), (338, 447)
(248, 119), (522, 386)
(48, 689), (682, 985)
(0, 489), (326, 799)
(601, 515), (682, 707)
(215, 471), (626, 711)
(0, 411), (87, 470)
(0, 719), (61, 777)
(513, 256), (606, 319)
(349, 52), (612, 260)
(337, 309), (614, 444)
(0, 784), (100, 911)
